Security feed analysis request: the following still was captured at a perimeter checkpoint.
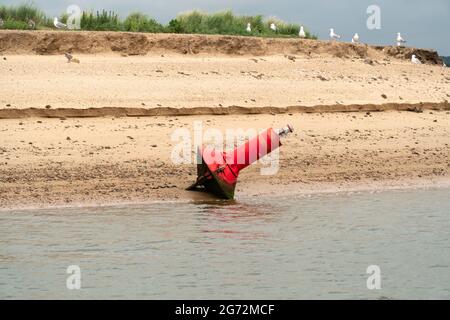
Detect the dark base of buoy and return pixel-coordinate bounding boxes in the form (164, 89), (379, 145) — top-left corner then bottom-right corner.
(186, 153), (236, 200)
(186, 176), (234, 199)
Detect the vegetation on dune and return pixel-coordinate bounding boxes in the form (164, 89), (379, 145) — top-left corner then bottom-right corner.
(171, 10), (260, 35)
(266, 17), (307, 37)
(0, 4), (316, 39)
(123, 12), (164, 33)
(0, 3), (50, 29)
(80, 10), (121, 31)
(171, 10), (315, 38)
(2, 19), (29, 30)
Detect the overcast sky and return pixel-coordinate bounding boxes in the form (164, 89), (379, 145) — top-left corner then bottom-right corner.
(4, 0), (450, 55)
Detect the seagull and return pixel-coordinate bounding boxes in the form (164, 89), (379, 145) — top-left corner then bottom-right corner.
(396, 32), (406, 47)
(351, 33), (360, 43)
(270, 23), (277, 32)
(411, 54), (422, 64)
(54, 17), (67, 29)
(329, 28), (341, 40)
(64, 52), (73, 63)
(28, 19), (36, 30)
(299, 26), (306, 38)
(246, 22), (251, 33)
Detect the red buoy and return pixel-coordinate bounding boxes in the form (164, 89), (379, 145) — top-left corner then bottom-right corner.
(187, 124), (293, 199)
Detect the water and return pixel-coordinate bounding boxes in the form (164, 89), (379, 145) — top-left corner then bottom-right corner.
(1, 187), (449, 299)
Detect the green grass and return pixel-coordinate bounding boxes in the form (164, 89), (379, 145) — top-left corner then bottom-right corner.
(80, 10), (121, 31)
(123, 12), (164, 32)
(0, 3), (51, 29)
(171, 10), (315, 38)
(2, 19), (29, 30)
(0, 3), (316, 39)
(78, 10), (164, 32)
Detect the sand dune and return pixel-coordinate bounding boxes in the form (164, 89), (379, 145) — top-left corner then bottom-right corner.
(0, 30), (443, 64)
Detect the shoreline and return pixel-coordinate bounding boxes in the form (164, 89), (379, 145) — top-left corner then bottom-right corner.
(2, 176), (450, 212)
(1, 111), (448, 211)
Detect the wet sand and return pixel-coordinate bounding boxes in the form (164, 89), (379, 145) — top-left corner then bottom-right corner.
(1, 111), (449, 209)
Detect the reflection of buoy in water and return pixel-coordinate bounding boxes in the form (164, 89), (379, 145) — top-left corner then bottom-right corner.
(187, 124), (294, 199)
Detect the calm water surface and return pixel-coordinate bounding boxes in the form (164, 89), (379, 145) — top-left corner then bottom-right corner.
(1, 187), (449, 299)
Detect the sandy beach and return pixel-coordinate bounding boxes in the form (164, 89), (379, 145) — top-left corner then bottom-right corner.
(1, 52), (449, 112)
(0, 31), (449, 209)
(1, 111), (449, 209)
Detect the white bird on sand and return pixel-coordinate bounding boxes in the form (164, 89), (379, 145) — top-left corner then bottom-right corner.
(329, 28), (341, 40)
(411, 54), (422, 64)
(396, 32), (406, 47)
(270, 23), (277, 32)
(246, 22), (251, 33)
(299, 26), (306, 38)
(54, 17), (67, 29)
(351, 33), (360, 43)
(28, 19), (36, 30)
